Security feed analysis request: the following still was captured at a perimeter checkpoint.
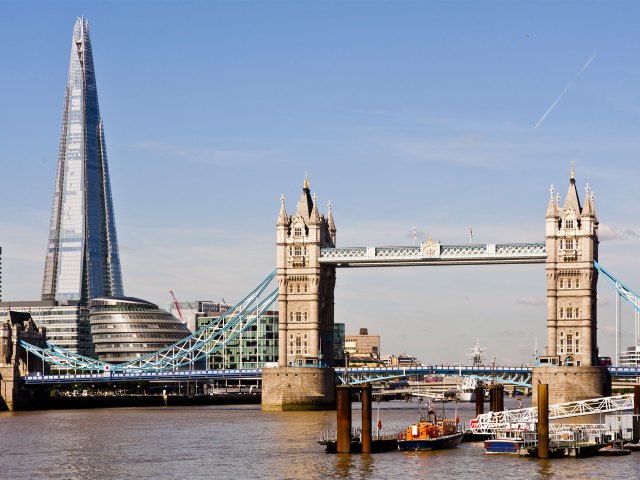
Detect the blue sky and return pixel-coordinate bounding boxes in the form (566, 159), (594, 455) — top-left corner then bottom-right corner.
(1, 0), (639, 364)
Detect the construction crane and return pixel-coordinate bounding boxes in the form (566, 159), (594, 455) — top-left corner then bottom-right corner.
(170, 290), (185, 324)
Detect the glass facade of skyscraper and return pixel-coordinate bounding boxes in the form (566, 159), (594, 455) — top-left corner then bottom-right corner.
(42, 17), (123, 304)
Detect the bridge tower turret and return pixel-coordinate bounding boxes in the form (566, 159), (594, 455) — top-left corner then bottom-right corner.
(535, 166), (610, 405)
(0, 311), (48, 410)
(263, 175), (337, 410)
(276, 176), (336, 367)
(545, 166), (599, 367)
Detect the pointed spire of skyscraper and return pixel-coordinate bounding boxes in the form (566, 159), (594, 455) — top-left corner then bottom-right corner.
(42, 18), (123, 303)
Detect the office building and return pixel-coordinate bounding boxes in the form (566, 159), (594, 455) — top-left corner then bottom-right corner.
(620, 345), (640, 367)
(89, 296), (190, 363)
(2, 18), (124, 356)
(169, 300), (232, 333)
(345, 328), (381, 359)
(42, 17), (123, 303)
(0, 301), (92, 354)
(197, 309), (279, 369)
(333, 322), (345, 366)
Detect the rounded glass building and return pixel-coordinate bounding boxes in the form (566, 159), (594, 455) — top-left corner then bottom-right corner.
(90, 296), (191, 363)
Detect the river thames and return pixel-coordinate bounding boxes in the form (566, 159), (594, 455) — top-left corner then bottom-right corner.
(0, 397), (638, 479)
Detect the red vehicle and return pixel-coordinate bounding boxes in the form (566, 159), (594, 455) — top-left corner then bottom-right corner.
(597, 356), (612, 367)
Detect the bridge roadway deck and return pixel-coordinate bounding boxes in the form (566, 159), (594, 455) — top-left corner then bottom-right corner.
(21, 365), (640, 385)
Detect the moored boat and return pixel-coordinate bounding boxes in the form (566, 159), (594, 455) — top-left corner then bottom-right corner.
(397, 411), (464, 451)
(458, 376), (480, 402)
(483, 425), (534, 454)
(599, 441), (632, 456)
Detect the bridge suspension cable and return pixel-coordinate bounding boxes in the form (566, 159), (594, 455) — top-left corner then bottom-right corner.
(20, 270), (279, 373)
(594, 261), (640, 365)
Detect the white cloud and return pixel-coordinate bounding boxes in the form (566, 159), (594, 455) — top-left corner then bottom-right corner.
(599, 224), (640, 242)
(516, 297), (545, 306)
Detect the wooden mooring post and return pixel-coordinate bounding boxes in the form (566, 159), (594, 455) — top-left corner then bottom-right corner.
(475, 386), (484, 416)
(336, 385), (352, 453)
(537, 383), (549, 459)
(361, 384), (372, 453)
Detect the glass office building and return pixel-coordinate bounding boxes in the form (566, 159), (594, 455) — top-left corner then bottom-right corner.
(0, 301), (92, 355)
(197, 310), (279, 369)
(42, 17), (123, 303)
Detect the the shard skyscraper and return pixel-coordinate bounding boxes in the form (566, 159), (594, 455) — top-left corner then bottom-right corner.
(42, 18), (124, 303)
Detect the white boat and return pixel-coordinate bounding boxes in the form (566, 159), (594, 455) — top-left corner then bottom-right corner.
(458, 376), (479, 402)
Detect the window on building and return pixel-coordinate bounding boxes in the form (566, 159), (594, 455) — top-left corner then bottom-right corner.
(565, 239), (574, 249)
(565, 219), (574, 229)
(567, 278), (572, 288)
(294, 227), (302, 237)
(575, 279), (580, 288)
(559, 278), (564, 289)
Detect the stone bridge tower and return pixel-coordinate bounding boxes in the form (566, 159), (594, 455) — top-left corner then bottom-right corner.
(0, 311), (48, 410)
(262, 176), (337, 410)
(534, 167), (610, 404)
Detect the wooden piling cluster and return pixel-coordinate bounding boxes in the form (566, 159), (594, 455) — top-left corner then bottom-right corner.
(336, 384), (373, 453)
(473, 384), (506, 417)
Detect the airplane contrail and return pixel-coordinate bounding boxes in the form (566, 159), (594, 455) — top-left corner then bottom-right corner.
(534, 51), (598, 129)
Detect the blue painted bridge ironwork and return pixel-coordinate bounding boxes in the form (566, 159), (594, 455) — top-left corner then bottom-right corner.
(21, 365), (640, 386)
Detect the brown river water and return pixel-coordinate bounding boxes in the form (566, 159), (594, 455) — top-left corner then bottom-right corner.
(0, 397), (638, 479)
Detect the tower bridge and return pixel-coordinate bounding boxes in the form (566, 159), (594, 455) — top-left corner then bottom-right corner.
(262, 168), (608, 410)
(3, 169), (635, 411)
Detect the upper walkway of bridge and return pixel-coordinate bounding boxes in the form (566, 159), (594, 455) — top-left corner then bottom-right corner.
(319, 242), (547, 266)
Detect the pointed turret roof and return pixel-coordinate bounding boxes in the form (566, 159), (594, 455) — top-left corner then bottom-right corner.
(327, 200), (336, 231)
(309, 193), (321, 225)
(277, 194), (288, 225)
(563, 163), (582, 214)
(582, 184), (597, 218)
(546, 184), (558, 218)
(295, 174), (314, 219)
